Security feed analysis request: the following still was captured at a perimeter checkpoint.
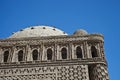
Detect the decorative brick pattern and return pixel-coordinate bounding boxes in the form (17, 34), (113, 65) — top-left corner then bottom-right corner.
(0, 65), (89, 80)
(90, 64), (109, 80)
(0, 26), (109, 80)
(57, 65), (89, 80)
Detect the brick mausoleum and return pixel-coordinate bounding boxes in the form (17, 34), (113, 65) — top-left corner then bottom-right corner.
(0, 26), (109, 80)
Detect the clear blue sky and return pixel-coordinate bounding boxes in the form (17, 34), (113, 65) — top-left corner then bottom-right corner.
(0, 0), (120, 79)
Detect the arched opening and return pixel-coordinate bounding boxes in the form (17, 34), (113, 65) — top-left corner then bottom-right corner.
(91, 46), (98, 58)
(32, 49), (38, 60)
(47, 49), (52, 60)
(4, 51), (9, 62)
(76, 46), (83, 58)
(18, 50), (23, 61)
(61, 48), (67, 59)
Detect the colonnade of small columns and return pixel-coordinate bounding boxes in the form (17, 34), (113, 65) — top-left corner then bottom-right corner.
(0, 41), (102, 63)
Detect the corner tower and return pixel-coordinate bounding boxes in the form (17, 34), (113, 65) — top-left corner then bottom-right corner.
(0, 26), (109, 80)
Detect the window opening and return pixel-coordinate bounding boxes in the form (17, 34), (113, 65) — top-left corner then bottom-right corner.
(4, 51), (9, 62)
(91, 46), (98, 58)
(18, 50), (23, 61)
(61, 48), (67, 59)
(32, 49), (38, 60)
(47, 49), (52, 60)
(76, 46), (83, 58)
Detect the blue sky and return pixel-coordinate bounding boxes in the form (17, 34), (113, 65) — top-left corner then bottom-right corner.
(0, 0), (120, 79)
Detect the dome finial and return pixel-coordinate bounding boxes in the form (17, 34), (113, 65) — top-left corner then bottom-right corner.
(73, 29), (88, 36)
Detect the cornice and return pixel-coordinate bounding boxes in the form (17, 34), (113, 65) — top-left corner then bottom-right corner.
(0, 58), (107, 68)
(0, 34), (104, 46)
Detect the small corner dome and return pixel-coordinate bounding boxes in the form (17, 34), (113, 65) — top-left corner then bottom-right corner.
(9, 26), (68, 38)
(73, 29), (88, 36)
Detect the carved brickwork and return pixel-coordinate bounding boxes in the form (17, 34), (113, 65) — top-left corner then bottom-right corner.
(0, 29), (109, 80)
(89, 64), (109, 80)
(0, 64), (89, 80)
(57, 65), (89, 80)
(0, 73), (56, 80)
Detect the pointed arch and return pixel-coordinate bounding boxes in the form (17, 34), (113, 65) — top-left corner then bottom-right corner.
(47, 48), (52, 60)
(18, 50), (23, 61)
(91, 46), (98, 58)
(61, 48), (67, 59)
(76, 46), (83, 58)
(32, 49), (38, 60)
(4, 51), (9, 62)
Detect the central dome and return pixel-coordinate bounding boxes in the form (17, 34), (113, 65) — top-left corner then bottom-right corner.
(9, 26), (68, 38)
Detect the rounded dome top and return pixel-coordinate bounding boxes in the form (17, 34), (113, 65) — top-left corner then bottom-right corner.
(73, 29), (88, 36)
(9, 26), (68, 38)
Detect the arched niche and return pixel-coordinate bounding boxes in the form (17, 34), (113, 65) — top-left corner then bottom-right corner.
(18, 50), (24, 61)
(91, 46), (98, 58)
(61, 47), (67, 59)
(76, 46), (83, 58)
(32, 49), (39, 61)
(47, 48), (52, 60)
(3, 51), (9, 62)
